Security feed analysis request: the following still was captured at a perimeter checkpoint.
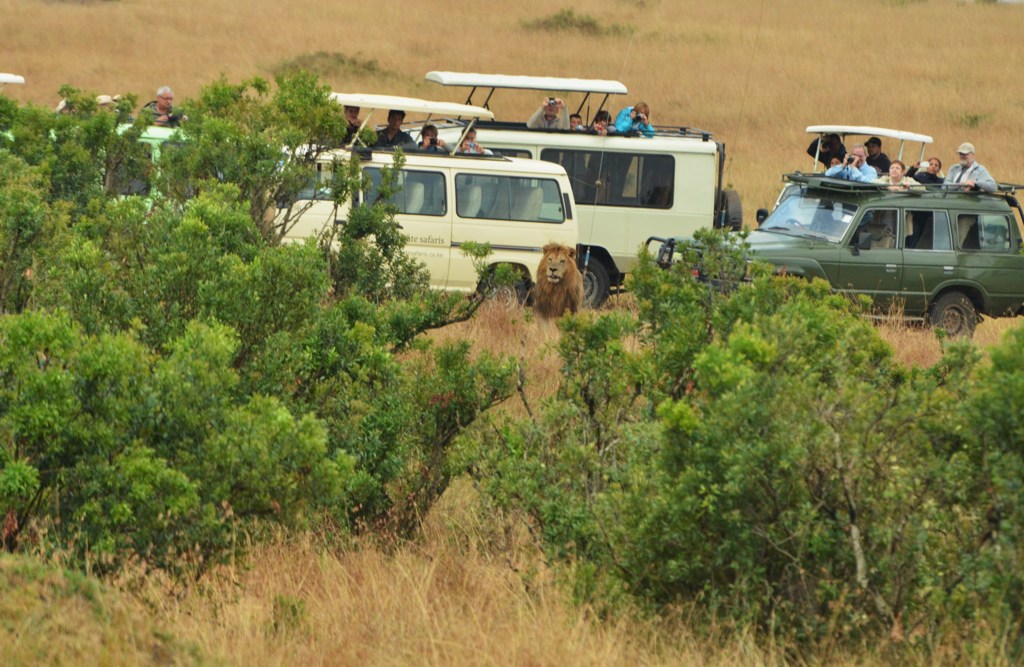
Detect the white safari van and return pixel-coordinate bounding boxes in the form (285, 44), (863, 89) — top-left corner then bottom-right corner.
(425, 71), (741, 305)
(281, 94), (579, 296)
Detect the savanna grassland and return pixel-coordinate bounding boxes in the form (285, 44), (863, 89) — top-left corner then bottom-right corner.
(5, 0), (1024, 211)
(4, 2), (1024, 666)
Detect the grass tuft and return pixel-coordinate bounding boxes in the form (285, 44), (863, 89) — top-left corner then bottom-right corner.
(521, 9), (635, 37)
(271, 51), (396, 81)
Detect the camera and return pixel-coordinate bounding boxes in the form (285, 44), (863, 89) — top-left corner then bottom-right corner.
(845, 154), (856, 165)
(547, 97), (556, 106)
(429, 137), (437, 146)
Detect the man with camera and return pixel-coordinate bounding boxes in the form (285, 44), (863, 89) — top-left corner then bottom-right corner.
(141, 86), (186, 127)
(614, 101), (655, 137)
(527, 97), (569, 130)
(824, 144), (877, 183)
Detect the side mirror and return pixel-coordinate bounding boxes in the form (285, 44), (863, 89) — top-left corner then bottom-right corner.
(857, 233), (873, 251)
(756, 208), (769, 224)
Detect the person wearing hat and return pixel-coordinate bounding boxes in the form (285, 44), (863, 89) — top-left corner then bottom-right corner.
(944, 142), (997, 193)
(865, 136), (891, 175)
(374, 109), (414, 148)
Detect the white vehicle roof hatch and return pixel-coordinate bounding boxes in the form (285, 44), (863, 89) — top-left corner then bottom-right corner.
(0, 73), (25, 92)
(425, 71), (628, 117)
(330, 92), (494, 153)
(806, 124), (934, 173)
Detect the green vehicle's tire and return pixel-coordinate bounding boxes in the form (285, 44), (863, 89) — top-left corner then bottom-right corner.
(928, 291), (977, 338)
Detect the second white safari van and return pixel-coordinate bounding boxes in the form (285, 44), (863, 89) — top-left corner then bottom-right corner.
(280, 94), (579, 296)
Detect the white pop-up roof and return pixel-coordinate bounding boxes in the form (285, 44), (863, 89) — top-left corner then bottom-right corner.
(806, 124), (934, 171)
(0, 73), (25, 91)
(424, 71), (628, 116)
(330, 92), (495, 152)
(329, 92), (493, 120)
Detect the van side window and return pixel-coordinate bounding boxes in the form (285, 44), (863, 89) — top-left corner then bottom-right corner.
(978, 214), (1012, 251)
(363, 168), (446, 216)
(539, 149), (674, 209)
(455, 174), (565, 223)
(905, 210), (951, 251)
(489, 148), (532, 159)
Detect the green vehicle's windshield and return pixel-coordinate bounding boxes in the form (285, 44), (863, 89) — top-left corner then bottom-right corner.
(760, 191), (858, 243)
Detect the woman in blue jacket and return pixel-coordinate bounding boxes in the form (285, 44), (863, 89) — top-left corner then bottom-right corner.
(614, 101), (655, 137)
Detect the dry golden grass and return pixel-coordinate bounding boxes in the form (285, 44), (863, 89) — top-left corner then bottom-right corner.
(111, 480), (871, 667)
(6, 0), (1024, 213)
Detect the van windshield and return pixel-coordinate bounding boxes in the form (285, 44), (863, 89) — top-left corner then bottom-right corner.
(759, 192), (858, 243)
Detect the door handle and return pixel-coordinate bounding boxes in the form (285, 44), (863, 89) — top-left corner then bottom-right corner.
(885, 264), (897, 273)
(943, 265), (954, 275)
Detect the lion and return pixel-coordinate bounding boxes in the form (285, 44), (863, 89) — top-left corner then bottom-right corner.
(532, 243), (584, 320)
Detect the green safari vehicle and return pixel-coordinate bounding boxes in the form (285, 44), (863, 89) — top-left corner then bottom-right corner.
(745, 173), (1024, 336)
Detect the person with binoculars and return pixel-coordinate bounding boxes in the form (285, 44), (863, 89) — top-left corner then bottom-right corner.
(824, 144), (876, 183)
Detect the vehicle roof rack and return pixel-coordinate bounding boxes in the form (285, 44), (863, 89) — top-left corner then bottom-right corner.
(785, 171), (1019, 197)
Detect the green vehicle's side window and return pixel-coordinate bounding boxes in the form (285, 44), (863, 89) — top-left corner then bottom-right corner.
(905, 210), (951, 251)
(852, 208), (898, 249)
(977, 214), (1013, 252)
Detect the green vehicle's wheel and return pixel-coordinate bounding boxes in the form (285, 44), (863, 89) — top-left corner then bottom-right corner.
(928, 291), (977, 338)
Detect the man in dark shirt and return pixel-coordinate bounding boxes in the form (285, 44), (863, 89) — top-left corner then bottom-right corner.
(806, 133), (846, 168)
(865, 136), (891, 175)
(375, 109), (414, 148)
(141, 86), (185, 127)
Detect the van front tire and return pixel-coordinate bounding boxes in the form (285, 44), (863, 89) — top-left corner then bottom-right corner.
(580, 259), (610, 308)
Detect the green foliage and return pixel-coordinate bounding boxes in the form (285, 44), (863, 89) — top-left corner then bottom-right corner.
(472, 230), (1024, 651)
(521, 9), (634, 37)
(156, 73), (350, 241)
(4, 86), (149, 212)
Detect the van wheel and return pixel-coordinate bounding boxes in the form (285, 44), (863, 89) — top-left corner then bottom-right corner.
(724, 189), (743, 230)
(580, 259), (610, 308)
(928, 291), (977, 338)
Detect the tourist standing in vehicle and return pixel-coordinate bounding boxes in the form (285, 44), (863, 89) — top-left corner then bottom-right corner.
(375, 109), (415, 148)
(825, 144), (876, 183)
(907, 157), (943, 185)
(417, 124), (448, 153)
(527, 97), (569, 130)
(589, 110), (616, 136)
(142, 86), (185, 127)
(944, 143), (997, 193)
(807, 133), (846, 168)
(875, 160), (921, 190)
(614, 102), (654, 137)
(458, 128), (489, 154)
(343, 105), (362, 144)
(864, 136), (891, 175)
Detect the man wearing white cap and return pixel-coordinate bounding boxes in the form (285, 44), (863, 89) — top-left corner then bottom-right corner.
(944, 142), (997, 193)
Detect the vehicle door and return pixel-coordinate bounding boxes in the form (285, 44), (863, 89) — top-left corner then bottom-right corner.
(282, 160), (341, 240)
(837, 207), (903, 308)
(900, 209), (956, 316)
(363, 166), (452, 288)
(449, 172), (571, 291)
(955, 211), (1024, 315)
